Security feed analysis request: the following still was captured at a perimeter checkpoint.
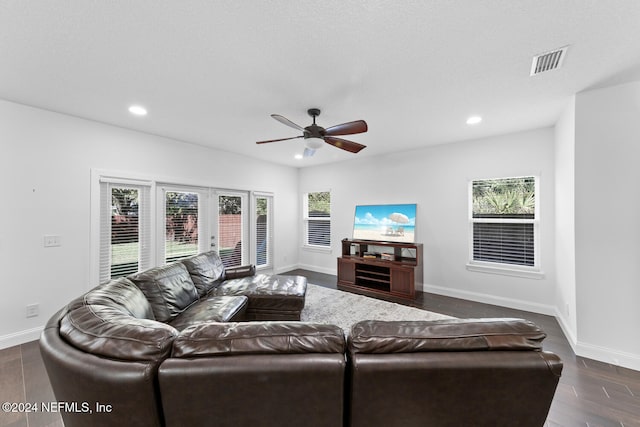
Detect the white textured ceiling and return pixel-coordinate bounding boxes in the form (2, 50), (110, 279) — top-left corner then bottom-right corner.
(2, 1), (640, 167)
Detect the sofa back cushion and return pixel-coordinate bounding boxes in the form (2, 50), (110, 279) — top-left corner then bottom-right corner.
(172, 321), (345, 358)
(348, 318), (546, 354)
(60, 304), (178, 362)
(67, 277), (155, 320)
(181, 251), (226, 297)
(129, 262), (199, 322)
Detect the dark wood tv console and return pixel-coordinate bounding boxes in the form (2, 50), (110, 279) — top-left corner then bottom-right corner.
(337, 238), (423, 300)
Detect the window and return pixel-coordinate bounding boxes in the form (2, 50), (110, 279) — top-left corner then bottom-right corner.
(164, 190), (200, 263)
(99, 181), (151, 283)
(254, 193), (273, 269)
(469, 176), (539, 274)
(218, 193), (245, 268)
(304, 191), (331, 248)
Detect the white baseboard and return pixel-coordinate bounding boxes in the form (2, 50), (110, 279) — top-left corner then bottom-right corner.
(273, 263), (301, 274)
(0, 326), (43, 350)
(422, 283), (557, 316)
(296, 263), (337, 276)
(575, 340), (640, 372)
(554, 309), (640, 371)
(553, 308), (578, 350)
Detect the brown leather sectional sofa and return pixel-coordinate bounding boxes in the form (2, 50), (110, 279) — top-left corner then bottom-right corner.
(39, 250), (562, 427)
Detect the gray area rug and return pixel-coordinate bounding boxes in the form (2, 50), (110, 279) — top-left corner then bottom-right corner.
(301, 283), (453, 333)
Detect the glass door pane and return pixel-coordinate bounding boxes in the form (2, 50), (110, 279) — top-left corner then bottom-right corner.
(217, 193), (245, 267)
(165, 191), (199, 263)
(110, 187), (140, 278)
(255, 195), (272, 268)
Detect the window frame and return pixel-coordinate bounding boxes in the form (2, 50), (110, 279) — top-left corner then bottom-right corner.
(302, 191), (332, 251)
(466, 176), (544, 279)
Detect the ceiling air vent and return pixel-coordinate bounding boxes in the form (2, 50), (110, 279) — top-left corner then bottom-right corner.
(530, 46), (568, 76)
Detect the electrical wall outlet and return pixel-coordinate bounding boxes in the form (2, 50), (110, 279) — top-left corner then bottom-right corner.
(26, 303), (39, 318)
(43, 235), (62, 247)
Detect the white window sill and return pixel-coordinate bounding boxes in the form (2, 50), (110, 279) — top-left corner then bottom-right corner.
(302, 244), (333, 254)
(466, 262), (544, 280)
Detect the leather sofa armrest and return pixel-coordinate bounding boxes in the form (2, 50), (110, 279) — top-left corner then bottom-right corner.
(224, 264), (256, 279)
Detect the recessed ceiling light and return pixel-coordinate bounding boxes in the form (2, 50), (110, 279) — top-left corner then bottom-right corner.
(128, 105), (148, 116)
(466, 116), (482, 125)
(294, 154), (303, 160)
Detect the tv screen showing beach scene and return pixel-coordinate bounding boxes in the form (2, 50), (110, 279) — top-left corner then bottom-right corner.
(353, 204), (416, 243)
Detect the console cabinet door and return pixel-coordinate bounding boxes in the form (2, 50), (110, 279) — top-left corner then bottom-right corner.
(390, 267), (414, 297)
(337, 258), (356, 285)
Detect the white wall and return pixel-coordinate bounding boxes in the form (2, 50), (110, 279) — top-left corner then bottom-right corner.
(554, 96), (578, 344)
(574, 81), (640, 370)
(299, 127), (556, 314)
(0, 100), (299, 348)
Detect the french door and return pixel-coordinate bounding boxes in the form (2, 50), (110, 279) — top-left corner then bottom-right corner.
(211, 190), (249, 268)
(159, 187), (249, 267)
(95, 171), (273, 287)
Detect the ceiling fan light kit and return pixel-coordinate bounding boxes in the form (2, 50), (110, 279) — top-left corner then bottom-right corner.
(305, 137), (324, 149)
(256, 108), (368, 157)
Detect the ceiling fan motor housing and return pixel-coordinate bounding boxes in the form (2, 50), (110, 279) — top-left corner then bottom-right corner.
(304, 123), (325, 139)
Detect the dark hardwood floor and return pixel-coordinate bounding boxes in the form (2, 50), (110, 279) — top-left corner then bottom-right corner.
(291, 269), (640, 427)
(1, 269), (639, 427)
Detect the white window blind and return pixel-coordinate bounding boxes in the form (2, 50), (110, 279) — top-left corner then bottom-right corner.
(470, 176), (537, 268)
(99, 182), (151, 283)
(304, 191), (331, 248)
(255, 194), (273, 268)
(218, 194), (244, 268)
(164, 190), (200, 263)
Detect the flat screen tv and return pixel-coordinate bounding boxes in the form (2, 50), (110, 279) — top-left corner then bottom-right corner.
(353, 203), (417, 243)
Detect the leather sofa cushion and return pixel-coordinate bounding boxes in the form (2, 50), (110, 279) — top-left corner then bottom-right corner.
(348, 318), (546, 354)
(172, 322), (345, 358)
(60, 305), (178, 361)
(129, 262), (199, 322)
(67, 277), (155, 320)
(213, 274), (307, 311)
(169, 296), (248, 331)
(181, 251), (226, 297)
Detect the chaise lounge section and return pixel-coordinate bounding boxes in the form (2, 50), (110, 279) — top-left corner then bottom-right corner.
(181, 250), (307, 321)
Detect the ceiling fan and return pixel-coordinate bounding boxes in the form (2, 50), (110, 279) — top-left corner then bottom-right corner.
(256, 108), (367, 157)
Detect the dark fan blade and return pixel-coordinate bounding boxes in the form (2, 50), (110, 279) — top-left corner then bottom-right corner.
(324, 120), (368, 136)
(324, 136), (366, 153)
(256, 135), (303, 144)
(303, 147), (316, 157)
(271, 114), (305, 131)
